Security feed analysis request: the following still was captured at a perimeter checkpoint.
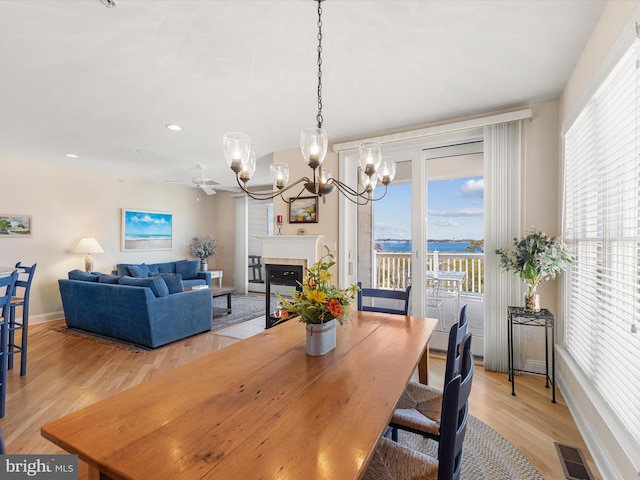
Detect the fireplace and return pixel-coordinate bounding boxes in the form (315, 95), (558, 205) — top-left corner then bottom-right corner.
(257, 235), (324, 329)
(265, 264), (303, 329)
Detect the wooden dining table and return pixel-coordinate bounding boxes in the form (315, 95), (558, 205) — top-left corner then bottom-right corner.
(41, 311), (437, 480)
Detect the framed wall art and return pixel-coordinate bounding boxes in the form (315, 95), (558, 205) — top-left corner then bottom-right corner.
(289, 196), (318, 224)
(121, 209), (173, 251)
(0, 214), (32, 237)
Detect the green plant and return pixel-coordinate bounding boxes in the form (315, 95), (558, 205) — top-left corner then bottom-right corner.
(190, 235), (218, 260)
(495, 229), (572, 295)
(276, 247), (359, 325)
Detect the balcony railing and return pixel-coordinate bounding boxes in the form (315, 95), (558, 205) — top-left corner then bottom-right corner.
(373, 251), (485, 294)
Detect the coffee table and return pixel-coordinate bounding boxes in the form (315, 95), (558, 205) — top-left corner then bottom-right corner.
(186, 286), (235, 315)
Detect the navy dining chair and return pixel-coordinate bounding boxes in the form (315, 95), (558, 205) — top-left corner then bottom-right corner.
(357, 282), (412, 316)
(0, 271), (18, 418)
(9, 262), (37, 376)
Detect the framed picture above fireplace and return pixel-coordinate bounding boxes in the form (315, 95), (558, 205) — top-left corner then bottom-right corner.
(289, 196), (318, 224)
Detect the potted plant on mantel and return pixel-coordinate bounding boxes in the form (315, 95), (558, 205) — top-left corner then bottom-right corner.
(276, 247), (359, 356)
(495, 229), (573, 312)
(190, 235), (219, 272)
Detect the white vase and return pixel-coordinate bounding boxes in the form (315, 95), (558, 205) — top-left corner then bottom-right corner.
(305, 319), (336, 356)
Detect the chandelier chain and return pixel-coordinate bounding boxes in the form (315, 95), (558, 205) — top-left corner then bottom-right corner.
(316, 0), (323, 129)
(223, 0), (394, 205)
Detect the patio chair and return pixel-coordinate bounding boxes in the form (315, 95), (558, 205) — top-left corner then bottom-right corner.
(426, 275), (445, 327)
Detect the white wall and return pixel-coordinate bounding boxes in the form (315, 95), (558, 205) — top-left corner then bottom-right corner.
(0, 155), (219, 322)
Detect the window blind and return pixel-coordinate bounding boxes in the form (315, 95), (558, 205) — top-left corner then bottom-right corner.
(563, 37), (640, 450)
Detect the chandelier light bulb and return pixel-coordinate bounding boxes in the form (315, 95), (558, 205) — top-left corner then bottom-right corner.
(223, 132), (251, 173)
(270, 162), (290, 189)
(320, 168), (332, 184)
(301, 127), (328, 169)
(360, 169), (378, 192)
(377, 159), (397, 185)
(358, 141), (383, 176)
(240, 151), (257, 183)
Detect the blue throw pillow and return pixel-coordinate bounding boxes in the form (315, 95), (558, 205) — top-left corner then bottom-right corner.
(118, 276), (170, 297)
(149, 272), (184, 294)
(128, 264), (151, 278)
(68, 269), (100, 282)
(156, 262), (175, 274)
(98, 274), (121, 284)
(146, 263), (160, 274)
(176, 260), (199, 280)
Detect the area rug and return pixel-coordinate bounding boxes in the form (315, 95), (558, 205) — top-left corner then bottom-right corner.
(211, 294), (268, 331)
(54, 326), (152, 353)
(398, 415), (543, 480)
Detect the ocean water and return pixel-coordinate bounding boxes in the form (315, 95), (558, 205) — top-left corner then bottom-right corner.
(377, 240), (476, 253)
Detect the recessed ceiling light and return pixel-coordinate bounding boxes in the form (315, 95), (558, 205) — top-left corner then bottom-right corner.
(165, 124), (183, 132)
(64, 153), (79, 158)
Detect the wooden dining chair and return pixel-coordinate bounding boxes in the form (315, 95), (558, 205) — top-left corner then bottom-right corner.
(357, 282), (412, 315)
(0, 271), (18, 418)
(8, 262), (37, 376)
(390, 306), (469, 442)
(364, 338), (474, 480)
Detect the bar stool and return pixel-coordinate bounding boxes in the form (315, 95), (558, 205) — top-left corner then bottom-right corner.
(8, 262), (37, 376)
(0, 271), (18, 418)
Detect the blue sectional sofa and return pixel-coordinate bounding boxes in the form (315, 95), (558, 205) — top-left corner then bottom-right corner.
(59, 269), (213, 349)
(115, 260), (211, 287)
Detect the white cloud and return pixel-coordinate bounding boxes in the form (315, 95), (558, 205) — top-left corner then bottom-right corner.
(428, 208), (483, 217)
(460, 179), (484, 198)
(433, 219), (459, 227)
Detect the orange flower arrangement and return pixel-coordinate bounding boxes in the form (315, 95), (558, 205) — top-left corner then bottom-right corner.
(276, 247), (358, 325)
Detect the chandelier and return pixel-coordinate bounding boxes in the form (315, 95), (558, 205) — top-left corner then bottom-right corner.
(222, 0), (396, 205)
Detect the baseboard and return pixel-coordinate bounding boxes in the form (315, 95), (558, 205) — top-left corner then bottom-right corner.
(556, 346), (640, 480)
(522, 358), (547, 375)
(30, 311), (64, 325)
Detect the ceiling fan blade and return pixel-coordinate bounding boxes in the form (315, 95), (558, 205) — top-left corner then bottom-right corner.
(200, 186), (217, 195)
(164, 180), (193, 186)
(211, 185), (241, 192)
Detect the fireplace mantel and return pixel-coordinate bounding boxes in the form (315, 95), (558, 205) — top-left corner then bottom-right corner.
(257, 235), (324, 269)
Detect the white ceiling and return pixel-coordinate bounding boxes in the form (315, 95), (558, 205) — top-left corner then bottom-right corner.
(0, 0), (606, 189)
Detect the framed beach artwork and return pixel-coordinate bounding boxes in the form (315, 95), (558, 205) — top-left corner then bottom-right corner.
(121, 209), (173, 251)
(0, 214), (32, 237)
(289, 196), (318, 224)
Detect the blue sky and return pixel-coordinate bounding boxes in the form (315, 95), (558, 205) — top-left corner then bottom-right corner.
(124, 210), (172, 237)
(373, 176), (484, 240)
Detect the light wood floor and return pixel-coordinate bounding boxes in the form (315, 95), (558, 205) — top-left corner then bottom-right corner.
(0, 319), (600, 480)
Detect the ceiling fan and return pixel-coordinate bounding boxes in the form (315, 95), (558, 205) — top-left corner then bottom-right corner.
(166, 165), (235, 195)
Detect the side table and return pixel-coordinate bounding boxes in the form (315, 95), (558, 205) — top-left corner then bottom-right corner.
(208, 269), (223, 288)
(507, 306), (556, 403)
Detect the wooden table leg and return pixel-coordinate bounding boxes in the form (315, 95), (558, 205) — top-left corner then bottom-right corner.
(418, 342), (430, 384)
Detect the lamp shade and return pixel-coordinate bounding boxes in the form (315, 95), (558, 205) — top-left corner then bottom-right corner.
(72, 237), (104, 254)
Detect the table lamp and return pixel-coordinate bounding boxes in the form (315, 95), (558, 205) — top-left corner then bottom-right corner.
(72, 237), (104, 272)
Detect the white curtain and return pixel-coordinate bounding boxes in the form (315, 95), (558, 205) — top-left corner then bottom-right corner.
(483, 121), (523, 372)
